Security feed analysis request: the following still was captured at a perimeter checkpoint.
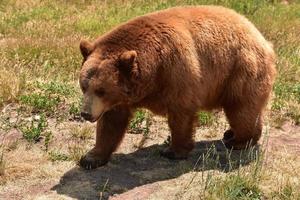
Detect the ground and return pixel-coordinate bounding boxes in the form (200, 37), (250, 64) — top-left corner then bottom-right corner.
(0, 0), (299, 200)
(0, 108), (299, 199)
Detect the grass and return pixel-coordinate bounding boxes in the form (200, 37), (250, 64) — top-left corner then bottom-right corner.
(70, 124), (93, 140)
(0, 148), (5, 176)
(177, 130), (299, 200)
(198, 112), (216, 127)
(129, 110), (151, 134)
(68, 142), (86, 163)
(130, 110), (152, 148)
(206, 174), (262, 199)
(21, 114), (47, 143)
(44, 131), (52, 151)
(18, 81), (79, 115)
(99, 178), (110, 200)
(48, 150), (69, 162)
(0, 0), (299, 199)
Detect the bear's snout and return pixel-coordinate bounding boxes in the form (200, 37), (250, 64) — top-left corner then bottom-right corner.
(81, 111), (93, 121)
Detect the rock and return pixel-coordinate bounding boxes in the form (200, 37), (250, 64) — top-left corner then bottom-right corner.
(0, 129), (22, 147)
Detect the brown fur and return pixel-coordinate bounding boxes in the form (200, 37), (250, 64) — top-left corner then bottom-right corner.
(78, 6), (276, 169)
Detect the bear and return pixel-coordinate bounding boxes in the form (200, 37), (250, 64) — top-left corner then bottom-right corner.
(78, 6), (276, 169)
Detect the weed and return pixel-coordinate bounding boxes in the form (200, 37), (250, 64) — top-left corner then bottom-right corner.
(207, 174), (262, 200)
(198, 112), (216, 127)
(35, 81), (75, 96)
(21, 114), (47, 143)
(70, 125), (93, 140)
(129, 110), (151, 134)
(0, 148), (5, 176)
(68, 142), (86, 163)
(19, 93), (60, 113)
(271, 182), (300, 200)
(69, 100), (82, 120)
(130, 110), (151, 148)
(130, 110), (146, 130)
(99, 178), (110, 200)
(44, 131), (52, 151)
(179, 147), (263, 199)
(48, 150), (69, 162)
(18, 81), (79, 116)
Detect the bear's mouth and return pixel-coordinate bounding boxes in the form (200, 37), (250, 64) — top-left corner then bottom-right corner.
(89, 111), (105, 123)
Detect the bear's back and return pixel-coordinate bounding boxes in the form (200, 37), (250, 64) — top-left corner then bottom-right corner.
(144, 6), (268, 46)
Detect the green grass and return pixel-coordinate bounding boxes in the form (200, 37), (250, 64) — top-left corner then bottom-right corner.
(21, 114), (47, 143)
(18, 81), (79, 116)
(129, 110), (151, 134)
(129, 110), (152, 148)
(177, 132), (274, 200)
(44, 131), (52, 151)
(48, 150), (69, 162)
(19, 93), (61, 113)
(198, 112), (216, 126)
(207, 174), (262, 200)
(69, 101), (81, 119)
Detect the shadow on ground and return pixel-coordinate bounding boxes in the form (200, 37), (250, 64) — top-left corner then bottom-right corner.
(52, 140), (259, 200)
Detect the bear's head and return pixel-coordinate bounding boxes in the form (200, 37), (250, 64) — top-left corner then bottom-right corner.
(79, 40), (138, 122)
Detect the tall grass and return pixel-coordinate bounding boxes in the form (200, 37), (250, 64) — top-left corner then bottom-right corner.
(176, 128), (300, 199)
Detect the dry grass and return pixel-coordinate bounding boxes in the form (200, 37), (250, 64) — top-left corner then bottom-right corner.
(0, 63), (26, 107)
(70, 124), (93, 140)
(0, 148), (6, 177)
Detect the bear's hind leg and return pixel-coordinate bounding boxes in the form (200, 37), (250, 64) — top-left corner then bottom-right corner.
(79, 105), (132, 169)
(160, 112), (196, 159)
(223, 102), (264, 150)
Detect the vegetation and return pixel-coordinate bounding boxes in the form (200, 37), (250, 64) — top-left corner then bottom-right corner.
(21, 114), (47, 143)
(0, 0), (299, 199)
(48, 150), (69, 162)
(0, 148), (5, 176)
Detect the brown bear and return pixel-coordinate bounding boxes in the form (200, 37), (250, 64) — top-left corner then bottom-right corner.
(78, 6), (276, 169)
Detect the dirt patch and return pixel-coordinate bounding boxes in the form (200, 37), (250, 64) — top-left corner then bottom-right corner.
(267, 122), (300, 153)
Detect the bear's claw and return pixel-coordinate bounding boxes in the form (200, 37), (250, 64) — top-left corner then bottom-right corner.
(222, 129), (243, 150)
(223, 129), (234, 141)
(79, 152), (108, 170)
(222, 129), (257, 150)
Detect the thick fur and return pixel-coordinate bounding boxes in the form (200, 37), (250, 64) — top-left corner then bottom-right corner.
(79, 6), (276, 169)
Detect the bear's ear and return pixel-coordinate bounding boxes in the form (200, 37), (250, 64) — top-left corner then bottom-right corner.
(80, 39), (94, 59)
(118, 50), (138, 76)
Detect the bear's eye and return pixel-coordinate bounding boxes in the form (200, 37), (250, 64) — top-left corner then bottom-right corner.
(95, 88), (105, 97)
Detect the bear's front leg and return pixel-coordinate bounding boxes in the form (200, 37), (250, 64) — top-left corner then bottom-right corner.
(80, 105), (132, 170)
(160, 112), (196, 159)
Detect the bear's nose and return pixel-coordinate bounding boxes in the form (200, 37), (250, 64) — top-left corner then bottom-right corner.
(81, 112), (92, 121)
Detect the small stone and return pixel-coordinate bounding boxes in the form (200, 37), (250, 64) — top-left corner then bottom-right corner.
(25, 117), (33, 122)
(34, 115), (41, 121)
(9, 117), (18, 124)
